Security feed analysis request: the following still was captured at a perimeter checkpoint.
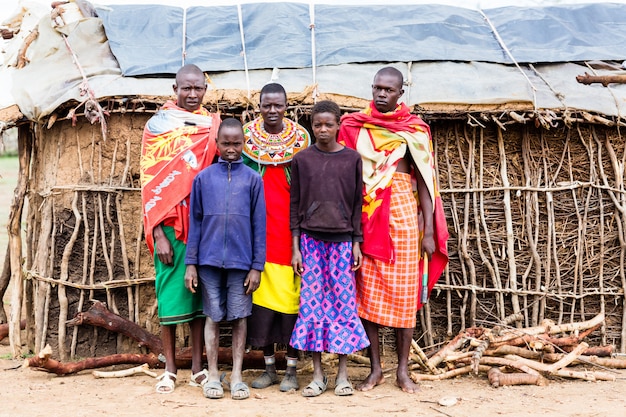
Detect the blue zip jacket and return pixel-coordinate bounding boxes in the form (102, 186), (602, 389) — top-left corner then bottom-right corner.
(185, 157), (266, 271)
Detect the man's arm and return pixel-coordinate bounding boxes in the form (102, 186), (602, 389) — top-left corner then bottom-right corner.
(415, 167), (435, 260)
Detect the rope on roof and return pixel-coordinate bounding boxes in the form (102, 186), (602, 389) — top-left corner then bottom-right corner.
(479, 9), (538, 112)
(237, 4), (252, 99)
(181, 7), (187, 65)
(309, 3), (318, 103)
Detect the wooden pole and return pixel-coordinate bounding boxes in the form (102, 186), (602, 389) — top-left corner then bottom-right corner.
(8, 125), (31, 357)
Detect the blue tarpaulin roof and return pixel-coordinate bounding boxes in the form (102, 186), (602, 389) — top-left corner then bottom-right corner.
(96, 2), (626, 76)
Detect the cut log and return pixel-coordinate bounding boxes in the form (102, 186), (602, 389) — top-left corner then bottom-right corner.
(66, 300), (163, 353)
(0, 320), (26, 342)
(488, 367), (547, 387)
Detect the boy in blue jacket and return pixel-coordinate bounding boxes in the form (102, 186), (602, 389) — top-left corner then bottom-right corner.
(185, 118), (266, 400)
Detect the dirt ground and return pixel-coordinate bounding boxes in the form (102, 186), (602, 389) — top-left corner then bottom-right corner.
(1, 340), (624, 417)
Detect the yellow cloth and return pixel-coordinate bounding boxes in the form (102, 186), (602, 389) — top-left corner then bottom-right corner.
(252, 262), (300, 314)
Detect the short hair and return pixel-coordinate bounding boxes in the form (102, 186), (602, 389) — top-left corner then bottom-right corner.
(311, 100), (341, 124)
(375, 66), (404, 89)
(259, 83), (287, 103)
(175, 64), (204, 84)
(217, 117), (244, 138)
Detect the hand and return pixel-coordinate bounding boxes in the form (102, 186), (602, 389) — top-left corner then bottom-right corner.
(184, 265), (198, 293)
(421, 233), (435, 261)
(244, 269), (261, 295)
(292, 248), (304, 276)
(153, 225), (173, 265)
(351, 242), (362, 271)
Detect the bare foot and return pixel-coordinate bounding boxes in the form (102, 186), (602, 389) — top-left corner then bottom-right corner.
(356, 372), (385, 391)
(395, 373), (419, 394)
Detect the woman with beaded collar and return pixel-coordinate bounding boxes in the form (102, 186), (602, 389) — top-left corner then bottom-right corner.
(243, 83), (310, 392)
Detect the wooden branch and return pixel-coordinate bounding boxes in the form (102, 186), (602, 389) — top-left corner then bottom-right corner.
(66, 300), (163, 353)
(16, 28), (39, 68)
(0, 320), (26, 342)
(410, 365), (491, 381)
(488, 367), (547, 387)
(411, 339), (442, 374)
(487, 313), (604, 346)
(426, 331), (468, 369)
(553, 368), (616, 382)
(456, 356), (541, 376)
(576, 73), (626, 86)
(471, 339), (489, 375)
(347, 353), (371, 366)
(92, 363), (157, 379)
(544, 342), (588, 373)
(24, 345), (161, 376)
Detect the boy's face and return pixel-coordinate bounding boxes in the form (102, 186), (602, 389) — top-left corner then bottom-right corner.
(312, 112), (339, 147)
(217, 127), (244, 162)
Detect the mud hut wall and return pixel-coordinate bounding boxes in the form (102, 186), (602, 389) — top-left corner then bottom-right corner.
(23, 112), (626, 357)
(429, 121), (625, 352)
(26, 113), (161, 359)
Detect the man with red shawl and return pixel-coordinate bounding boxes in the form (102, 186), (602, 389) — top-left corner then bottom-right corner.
(140, 64), (219, 394)
(339, 67), (449, 393)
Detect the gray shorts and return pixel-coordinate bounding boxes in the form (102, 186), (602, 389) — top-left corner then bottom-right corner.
(197, 266), (252, 322)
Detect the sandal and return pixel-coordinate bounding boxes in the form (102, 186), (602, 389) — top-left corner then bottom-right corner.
(189, 369), (210, 388)
(251, 371), (279, 389)
(203, 380), (224, 399)
(230, 381), (250, 400)
(155, 370), (177, 394)
(334, 379), (354, 396)
(302, 376), (327, 397)
(279, 373), (299, 392)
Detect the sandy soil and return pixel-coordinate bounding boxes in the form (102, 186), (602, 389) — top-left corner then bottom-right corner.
(1, 341), (624, 417)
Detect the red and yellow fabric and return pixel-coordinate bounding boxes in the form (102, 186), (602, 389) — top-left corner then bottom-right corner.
(243, 117), (310, 314)
(140, 100), (219, 253)
(339, 102), (449, 324)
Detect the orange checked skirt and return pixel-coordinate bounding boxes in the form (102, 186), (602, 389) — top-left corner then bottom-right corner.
(357, 172), (420, 328)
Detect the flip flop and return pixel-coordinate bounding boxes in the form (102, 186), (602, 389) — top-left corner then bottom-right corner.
(230, 381), (250, 400)
(189, 369), (209, 388)
(302, 376), (328, 397)
(203, 380), (224, 399)
(155, 370), (177, 394)
(334, 379), (354, 396)
(251, 371), (278, 389)
(279, 373), (299, 392)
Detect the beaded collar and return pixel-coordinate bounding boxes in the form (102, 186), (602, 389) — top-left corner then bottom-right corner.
(242, 117), (310, 165)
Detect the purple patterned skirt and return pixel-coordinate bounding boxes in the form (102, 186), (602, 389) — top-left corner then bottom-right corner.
(289, 234), (370, 354)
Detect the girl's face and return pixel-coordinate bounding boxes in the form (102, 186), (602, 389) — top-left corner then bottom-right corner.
(312, 112), (339, 146)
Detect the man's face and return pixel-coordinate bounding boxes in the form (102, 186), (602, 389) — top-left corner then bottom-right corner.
(259, 92), (287, 131)
(217, 127), (244, 162)
(173, 72), (206, 112)
(371, 73), (404, 113)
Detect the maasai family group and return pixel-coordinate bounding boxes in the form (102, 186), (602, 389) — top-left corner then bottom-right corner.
(140, 64), (449, 401)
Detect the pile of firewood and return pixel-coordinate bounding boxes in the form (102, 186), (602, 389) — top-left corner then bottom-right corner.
(409, 312), (626, 387)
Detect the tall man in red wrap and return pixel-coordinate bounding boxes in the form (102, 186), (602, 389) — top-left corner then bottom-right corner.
(339, 67), (449, 393)
(140, 64), (220, 394)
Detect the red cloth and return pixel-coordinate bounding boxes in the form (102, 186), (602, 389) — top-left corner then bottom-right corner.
(263, 165), (293, 265)
(339, 102), (448, 309)
(140, 101), (219, 253)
